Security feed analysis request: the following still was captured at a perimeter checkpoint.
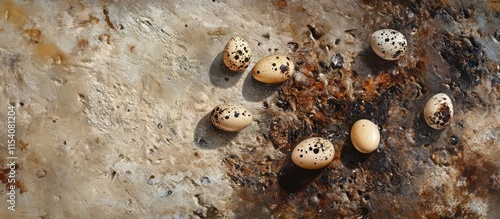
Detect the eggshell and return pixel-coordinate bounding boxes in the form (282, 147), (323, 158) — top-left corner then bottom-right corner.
(424, 93), (454, 129)
(252, 55), (294, 84)
(369, 29), (407, 60)
(223, 37), (252, 71)
(291, 137), (335, 170)
(350, 119), (380, 153)
(211, 103), (252, 132)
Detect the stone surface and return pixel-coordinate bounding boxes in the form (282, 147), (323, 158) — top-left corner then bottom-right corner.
(0, 0), (499, 218)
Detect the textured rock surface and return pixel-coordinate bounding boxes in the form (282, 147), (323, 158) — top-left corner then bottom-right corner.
(0, 0), (499, 218)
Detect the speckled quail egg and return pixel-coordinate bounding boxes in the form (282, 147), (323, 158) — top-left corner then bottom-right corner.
(424, 93), (454, 129)
(210, 103), (253, 132)
(223, 37), (252, 71)
(252, 55), (294, 84)
(350, 119), (380, 153)
(291, 137), (335, 170)
(369, 29), (407, 60)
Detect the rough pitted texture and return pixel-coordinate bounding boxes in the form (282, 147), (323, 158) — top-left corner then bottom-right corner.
(0, 0), (499, 218)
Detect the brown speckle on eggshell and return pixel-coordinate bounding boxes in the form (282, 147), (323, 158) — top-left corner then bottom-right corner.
(210, 103), (253, 132)
(369, 29), (407, 61)
(222, 37), (252, 71)
(423, 93), (454, 129)
(252, 55), (294, 83)
(291, 137), (335, 170)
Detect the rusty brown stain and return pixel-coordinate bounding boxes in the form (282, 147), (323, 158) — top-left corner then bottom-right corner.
(1, 0), (66, 64)
(78, 14), (100, 26)
(129, 45), (136, 53)
(102, 5), (115, 30)
(226, 1), (497, 217)
(0, 163), (25, 194)
(78, 38), (89, 49)
(273, 0), (288, 9)
(36, 42), (66, 64)
(98, 33), (111, 45)
(16, 180), (27, 194)
(25, 28), (41, 44)
(0, 0), (28, 27)
(0, 164), (13, 186)
(18, 140), (28, 151)
(487, 0), (500, 10)
(361, 70), (407, 97)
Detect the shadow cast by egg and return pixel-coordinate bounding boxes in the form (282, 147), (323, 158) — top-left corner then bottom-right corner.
(339, 140), (373, 170)
(242, 71), (282, 102)
(353, 47), (398, 77)
(412, 110), (446, 146)
(193, 112), (238, 149)
(277, 153), (324, 192)
(209, 51), (244, 88)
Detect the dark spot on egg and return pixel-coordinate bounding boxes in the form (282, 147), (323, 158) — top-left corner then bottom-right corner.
(439, 104), (451, 123)
(280, 64), (289, 73)
(313, 148), (320, 154)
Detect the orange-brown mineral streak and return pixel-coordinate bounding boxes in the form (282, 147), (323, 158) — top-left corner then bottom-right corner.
(1, 0), (66, 64)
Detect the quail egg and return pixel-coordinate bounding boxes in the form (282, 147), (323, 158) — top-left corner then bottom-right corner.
(291, 137), (335, 170)
(424, 93), (454, 129)
(369, 29), (407, 60)
(210, 103), (252, 132)
(252, 55), (294, 84)
(350, 119), (380, 153)
(223, 37), (252, 71)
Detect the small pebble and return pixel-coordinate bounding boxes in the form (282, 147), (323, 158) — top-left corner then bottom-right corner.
(350, 119), (380, 153)
(369, 29), (407, 60)
(423, 93), (454, 129)
(210, 103), (253, 132)
(450, 135), (459, 145)
(200, 177), (211, 185)
(252, 55), (294, 84)
(330, 53), (344, 69)
(291, 137), (335, 170)
(36, 169), (47, 178)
